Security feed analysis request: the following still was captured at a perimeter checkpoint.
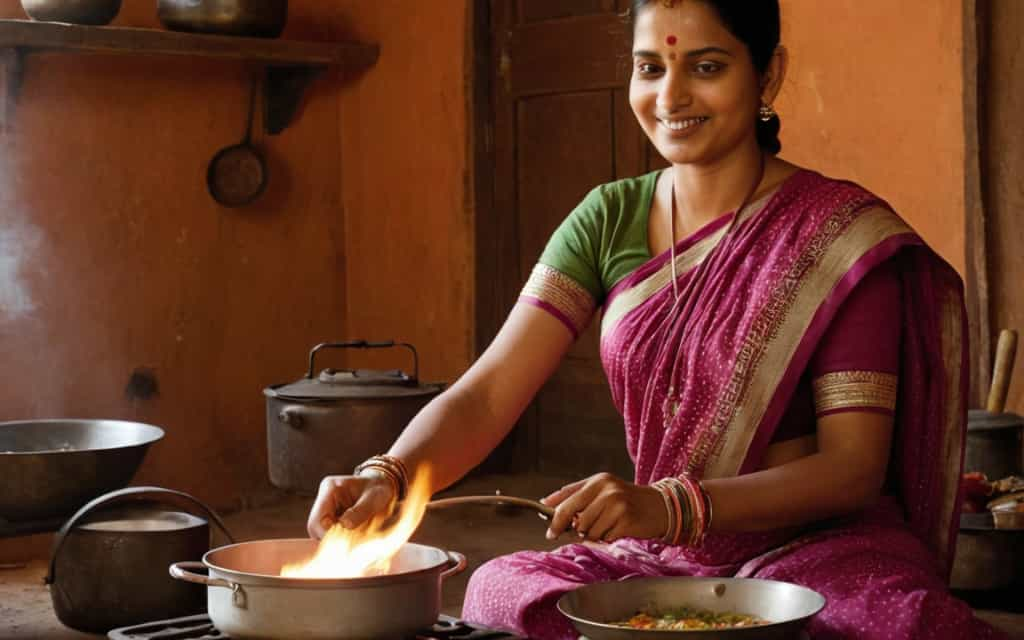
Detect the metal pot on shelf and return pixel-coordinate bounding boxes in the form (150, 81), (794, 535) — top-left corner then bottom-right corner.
(157, 0), (288, 38)
(20, 0), (121, 25)
(264, 340), (445, 495)
(45, 486), (234, 632)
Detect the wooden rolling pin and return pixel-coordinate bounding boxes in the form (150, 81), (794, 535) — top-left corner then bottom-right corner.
(986, 329), (1018, 414)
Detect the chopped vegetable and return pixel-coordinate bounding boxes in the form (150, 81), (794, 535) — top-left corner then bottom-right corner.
(613, 605), (768, 630)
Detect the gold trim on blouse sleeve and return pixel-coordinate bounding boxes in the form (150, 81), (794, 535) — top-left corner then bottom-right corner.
(812, 370), (898, 415)
(519, 264), (596, 337)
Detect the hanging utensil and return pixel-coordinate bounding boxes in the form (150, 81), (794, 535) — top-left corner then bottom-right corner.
(207, 77), (267, 207)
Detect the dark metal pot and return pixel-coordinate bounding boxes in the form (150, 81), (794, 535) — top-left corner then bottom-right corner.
(157, 0), (288, 38)
(170, 539), (465, 639)
(0, 419), (164, 527)
(950, 516), (1024, 591)
(264, 341), (445, 495)
(45, 486), (234, 633)
(964, 409), (1024, 480)
(20, 0), (121, 25)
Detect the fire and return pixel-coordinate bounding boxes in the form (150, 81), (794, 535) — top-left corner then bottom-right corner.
(281, 465), (432, 579)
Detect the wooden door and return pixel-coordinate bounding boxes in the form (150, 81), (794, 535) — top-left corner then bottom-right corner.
(477, 0), (667, 478)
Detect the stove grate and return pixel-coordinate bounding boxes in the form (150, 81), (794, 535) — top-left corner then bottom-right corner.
(107, 613), (524, 640)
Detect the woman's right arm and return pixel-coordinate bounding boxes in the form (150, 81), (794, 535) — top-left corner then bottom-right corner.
(307, 302), (576, 537)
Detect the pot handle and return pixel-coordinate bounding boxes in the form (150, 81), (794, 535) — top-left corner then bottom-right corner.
(440, 551), (467, 580)
(307, 340), (420, 383)
(45, 486), (235, 585)
(169, 561), (247, 609)
(169, 561), (232, 589)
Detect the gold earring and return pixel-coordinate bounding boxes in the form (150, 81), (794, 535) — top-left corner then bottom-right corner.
(759, 102), (776, 122)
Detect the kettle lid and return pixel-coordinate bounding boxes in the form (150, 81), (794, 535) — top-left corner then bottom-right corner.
(266, 368), (443, 400)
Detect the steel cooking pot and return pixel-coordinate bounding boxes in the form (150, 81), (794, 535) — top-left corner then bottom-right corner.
(264, 341), (445, 494)
(157, 0), (287, 38)
(45, 486), (234, 632)
(170, 538), (466, 639)
(21, 0), (121, 24)
(558, 576), (826, 639)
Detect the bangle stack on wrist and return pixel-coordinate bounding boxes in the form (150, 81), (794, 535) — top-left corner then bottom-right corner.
(651, 474), (713, 547)
(354, 454), (409, 501)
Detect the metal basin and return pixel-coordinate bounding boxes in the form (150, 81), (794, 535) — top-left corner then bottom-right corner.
(558, 576), (826, 639)
(0, 419), (164, 523)
(20, 0), (121, 25)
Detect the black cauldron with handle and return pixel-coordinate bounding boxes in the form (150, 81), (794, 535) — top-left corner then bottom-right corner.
(264, 341), (445, 495)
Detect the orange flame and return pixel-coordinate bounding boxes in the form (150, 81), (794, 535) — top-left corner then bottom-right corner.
(281, 465), (432, 579)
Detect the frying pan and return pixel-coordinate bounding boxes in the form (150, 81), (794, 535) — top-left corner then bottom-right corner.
(558, 576), (825, 640)
(207, 79), (267, 207)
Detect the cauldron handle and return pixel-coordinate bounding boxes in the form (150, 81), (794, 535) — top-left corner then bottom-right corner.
(45, 486), (235, 585)
(307, 340), (420, 383)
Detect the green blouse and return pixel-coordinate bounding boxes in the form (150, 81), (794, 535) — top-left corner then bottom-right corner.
(537, 170), (661, 306)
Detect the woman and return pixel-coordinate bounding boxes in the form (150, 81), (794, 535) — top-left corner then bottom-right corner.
(308, 2), (1003, 638)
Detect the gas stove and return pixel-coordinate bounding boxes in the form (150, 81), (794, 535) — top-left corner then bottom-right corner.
(107, 613), (525, 640)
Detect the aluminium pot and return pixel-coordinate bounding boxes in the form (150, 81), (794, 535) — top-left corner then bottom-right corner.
(558, 576), (826, 640)
(264, 341), (444, 494)
(45, 486), (234, 632)
(170, 538), (466, 639)
(21, 0), (121, 25)
(157, 0), (287, 38)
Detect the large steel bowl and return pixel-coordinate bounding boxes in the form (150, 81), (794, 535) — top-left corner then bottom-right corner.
(558, 576), (826, 640)
(157, 0), (287, 38)
(0, 419), (164, 523)
(20, 0), (122, 25)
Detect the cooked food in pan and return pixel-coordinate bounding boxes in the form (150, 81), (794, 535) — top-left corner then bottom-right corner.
(614, 606), (768, 630)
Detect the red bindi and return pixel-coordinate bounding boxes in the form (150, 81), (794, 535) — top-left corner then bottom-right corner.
(666, 35), (678, 46)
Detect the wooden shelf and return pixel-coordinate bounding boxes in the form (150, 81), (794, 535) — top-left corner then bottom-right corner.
(0, 19), (379, 133)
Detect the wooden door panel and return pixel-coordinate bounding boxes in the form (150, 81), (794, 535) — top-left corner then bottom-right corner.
(483, 0), (648, 478)
(519, 0), (617, 23)
(517, 91), (615, 281)
(507, 14), (631, 96)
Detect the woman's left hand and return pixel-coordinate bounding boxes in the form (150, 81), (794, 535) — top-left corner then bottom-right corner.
(541, 472), (667, 543)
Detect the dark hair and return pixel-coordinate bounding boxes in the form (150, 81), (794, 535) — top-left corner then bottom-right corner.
(631, 0), (782, 154)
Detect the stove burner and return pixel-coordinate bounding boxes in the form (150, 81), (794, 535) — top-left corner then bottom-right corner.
(107, 613), (525, 640)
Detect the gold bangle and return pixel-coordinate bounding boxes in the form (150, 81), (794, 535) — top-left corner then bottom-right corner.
(354, 455), (408, 500)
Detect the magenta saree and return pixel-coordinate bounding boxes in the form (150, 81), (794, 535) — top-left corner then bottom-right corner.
(462, 171), (1004, 639)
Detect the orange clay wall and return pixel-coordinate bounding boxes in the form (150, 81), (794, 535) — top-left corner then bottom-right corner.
(0, 0), (471, 523)
(777, 0), (965, 274)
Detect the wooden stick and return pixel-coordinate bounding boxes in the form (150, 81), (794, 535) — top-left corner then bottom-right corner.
(986, 329), (1018, 413)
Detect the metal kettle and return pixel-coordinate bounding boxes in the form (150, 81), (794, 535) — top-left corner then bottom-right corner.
(45, 486), (234, 633)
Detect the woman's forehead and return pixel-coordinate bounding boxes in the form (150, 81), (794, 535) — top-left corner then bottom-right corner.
(632, 1), (738, 53)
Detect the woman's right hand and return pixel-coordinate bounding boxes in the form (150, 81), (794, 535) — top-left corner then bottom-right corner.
(306, 471), (397, 539)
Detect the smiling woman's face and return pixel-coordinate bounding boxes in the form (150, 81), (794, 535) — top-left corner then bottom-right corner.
(629, 1), (764, 167)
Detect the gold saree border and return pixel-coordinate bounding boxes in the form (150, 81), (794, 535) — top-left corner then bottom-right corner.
(812, 371), (898, 414)
(600, 191), (774, 338)
(695, 205), (913, 479)
(520, 264), (597, 337)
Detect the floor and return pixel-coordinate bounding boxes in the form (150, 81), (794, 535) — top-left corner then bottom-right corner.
(1, 472), (1022, 639)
